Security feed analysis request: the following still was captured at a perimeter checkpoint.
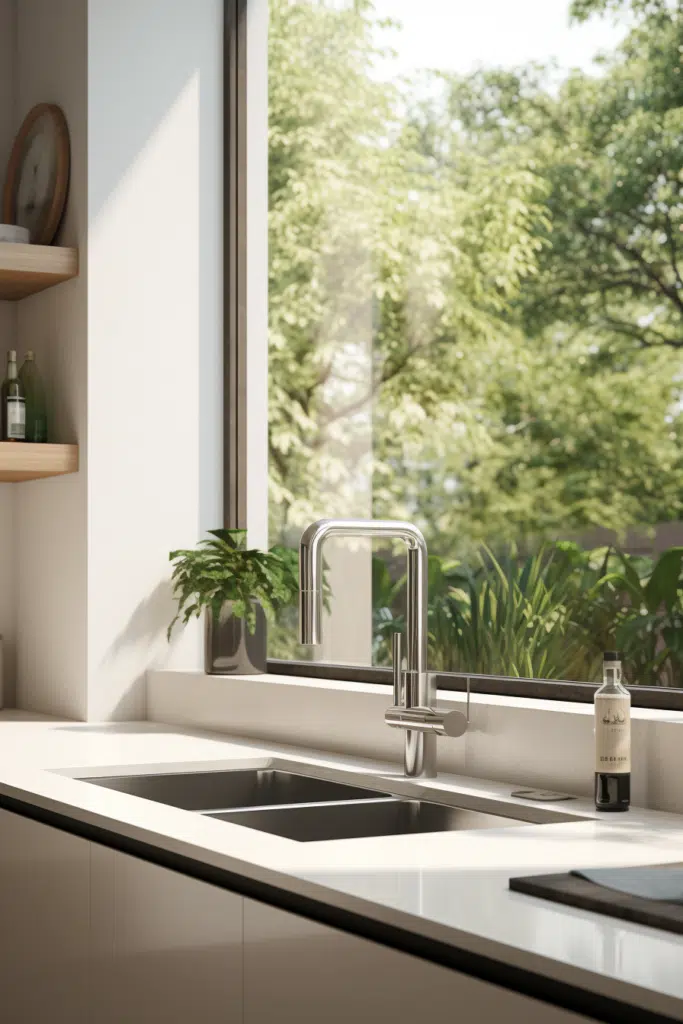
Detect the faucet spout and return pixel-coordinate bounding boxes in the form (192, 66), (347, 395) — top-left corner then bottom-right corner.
(298, 519), (332, 647)
(298, 517), (445, 778)
(299, 586), (324, 646)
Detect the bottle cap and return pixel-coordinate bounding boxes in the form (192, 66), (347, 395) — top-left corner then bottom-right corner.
(25, 351), (34, 360)
(603, 650), (621, 661)
(8, 350), (16, 360)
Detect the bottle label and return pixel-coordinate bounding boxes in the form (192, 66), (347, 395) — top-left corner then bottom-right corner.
(7, 397), (25, 440)
(595, 695), (631, 773)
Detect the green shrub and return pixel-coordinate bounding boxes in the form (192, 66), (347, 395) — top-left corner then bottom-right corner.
(168, 529), (299, 638)
(372, 542), (683, 686)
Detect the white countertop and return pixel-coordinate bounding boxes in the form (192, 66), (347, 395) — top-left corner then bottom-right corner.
(1, 710), (683, 1020)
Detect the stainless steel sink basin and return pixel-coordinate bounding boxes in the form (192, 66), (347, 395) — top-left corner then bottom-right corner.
(208, 796), (539, 842)
(84, 768), (387, 812)
(81, 762), (579, 843)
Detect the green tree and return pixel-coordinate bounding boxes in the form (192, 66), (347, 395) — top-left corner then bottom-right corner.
(403, 0), (683, 545)
(268, 0), (547, 546)
(268, 0), (683, 557)
(449, 1), (682, 351)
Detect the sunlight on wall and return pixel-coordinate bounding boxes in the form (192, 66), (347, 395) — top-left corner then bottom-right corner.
(87, 0), (222, 719)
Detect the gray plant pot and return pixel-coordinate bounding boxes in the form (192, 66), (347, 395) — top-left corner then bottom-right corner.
(205, 601), (267, 675)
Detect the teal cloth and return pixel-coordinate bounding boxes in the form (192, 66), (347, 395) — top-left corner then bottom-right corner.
(571, 866), (683, 903)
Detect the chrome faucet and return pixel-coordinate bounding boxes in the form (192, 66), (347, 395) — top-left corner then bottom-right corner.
(299, 518), (467, 778)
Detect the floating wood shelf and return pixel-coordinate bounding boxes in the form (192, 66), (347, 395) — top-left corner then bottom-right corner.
(0, 242), (78, 300)
(0, 443), (79, 481)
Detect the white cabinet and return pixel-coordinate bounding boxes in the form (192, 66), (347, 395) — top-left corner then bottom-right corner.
(0, 809), (242, 1024)
(243, 899), (594, 1024)
(0, 807), (599, 1024)
(90, 845), (243, 1024)
(0, 807), (91, 1023)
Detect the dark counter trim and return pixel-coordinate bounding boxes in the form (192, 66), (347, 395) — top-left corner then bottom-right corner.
(0, 790), (677, 1024)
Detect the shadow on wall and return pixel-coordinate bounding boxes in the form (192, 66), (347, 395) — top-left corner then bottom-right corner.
(87, 2), (223, 486)
(99, 580), (179, 720)
(104, 580), (177, 659)
(89, 0), (209, 218)
(89, 0), (222, 530)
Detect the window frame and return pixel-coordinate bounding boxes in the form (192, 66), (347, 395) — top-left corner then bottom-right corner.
(224, 0), (248, 531)
(266, 659), (683, 711)
(223, 0), (683, 713)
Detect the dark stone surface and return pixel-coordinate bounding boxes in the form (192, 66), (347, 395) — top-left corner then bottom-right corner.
(510, 865), (683, 935)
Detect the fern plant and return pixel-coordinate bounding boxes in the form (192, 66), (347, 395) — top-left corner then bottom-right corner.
(168, 529), (299, 639)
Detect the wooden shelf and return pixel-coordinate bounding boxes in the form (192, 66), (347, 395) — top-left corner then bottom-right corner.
(0, 242), (78, 300)
(0, 443), (78, 481)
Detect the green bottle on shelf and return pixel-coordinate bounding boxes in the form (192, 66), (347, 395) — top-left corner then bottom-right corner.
(19, 351), (48, 443)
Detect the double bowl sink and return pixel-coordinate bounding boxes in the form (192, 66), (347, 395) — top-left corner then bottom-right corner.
(83, 765), (576, 843)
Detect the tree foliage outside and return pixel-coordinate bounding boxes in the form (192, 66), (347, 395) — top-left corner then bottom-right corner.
(267, 0), (683, 683)
(373, 543), (683, 687)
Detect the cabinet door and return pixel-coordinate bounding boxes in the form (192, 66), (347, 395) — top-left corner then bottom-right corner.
(244, 898), (595, 1024)
(91, 845), (243, 1024)
(0, 807), (91, 1023)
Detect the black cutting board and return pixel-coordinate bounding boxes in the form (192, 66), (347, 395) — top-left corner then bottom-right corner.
(509, 864), (683, 935)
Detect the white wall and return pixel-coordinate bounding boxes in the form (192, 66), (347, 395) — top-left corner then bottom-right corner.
(148, 671), (683, 814)
(0, 0), (19, 706)
(15, 0), (89, 718)
(1, 0), (222, 721)
(86, 0), (223, 719)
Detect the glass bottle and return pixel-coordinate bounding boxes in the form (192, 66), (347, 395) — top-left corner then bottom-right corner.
(594, 651), (631, 811)
(19, 351), (48, 443)
(1, 350), (26, 442)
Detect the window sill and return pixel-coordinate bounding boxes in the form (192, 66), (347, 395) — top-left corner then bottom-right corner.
(227, 668), (683, 723)
(147, 668), (683, 814)
(268, 659), (683, 712)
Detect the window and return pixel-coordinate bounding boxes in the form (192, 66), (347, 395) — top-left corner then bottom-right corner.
(229, 0), (683, 704)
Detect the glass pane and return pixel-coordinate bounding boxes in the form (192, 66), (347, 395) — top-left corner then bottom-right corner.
(267, 0), (683, 686)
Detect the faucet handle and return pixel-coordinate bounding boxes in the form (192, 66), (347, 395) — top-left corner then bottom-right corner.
(392, 632), (404, 706)
(385, 705), (468, 738)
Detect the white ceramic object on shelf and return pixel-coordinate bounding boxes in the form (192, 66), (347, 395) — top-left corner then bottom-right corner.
(0, 224), (30, 244)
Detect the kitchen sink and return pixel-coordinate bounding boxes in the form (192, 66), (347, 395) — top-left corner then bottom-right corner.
(81, 763), (578, 843)
(84, 768), (387, 812)
(208, 796), (538, 842)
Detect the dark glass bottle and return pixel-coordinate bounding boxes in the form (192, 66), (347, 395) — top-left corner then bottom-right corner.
(1, 350), (26, 442)
(19, 351), (48, 443)
(594, 651), (630, 811)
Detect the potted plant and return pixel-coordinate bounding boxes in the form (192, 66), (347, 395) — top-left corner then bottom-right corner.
(167, 529), (299, 675)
